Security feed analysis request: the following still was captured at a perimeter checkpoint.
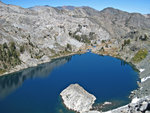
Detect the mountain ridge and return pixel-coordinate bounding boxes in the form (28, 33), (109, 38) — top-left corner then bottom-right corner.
(0, 1), (150, 72)
(0, 0), (149, 14)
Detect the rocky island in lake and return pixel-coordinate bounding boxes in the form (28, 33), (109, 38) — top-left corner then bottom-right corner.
(60, 84), (96, 112)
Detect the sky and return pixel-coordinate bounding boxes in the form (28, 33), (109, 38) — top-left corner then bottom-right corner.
(1, 0), (150, 14)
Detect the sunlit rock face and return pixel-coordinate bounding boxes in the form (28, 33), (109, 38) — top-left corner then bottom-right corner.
(60, 84), (96, 112)
(0, 1), (112, 71)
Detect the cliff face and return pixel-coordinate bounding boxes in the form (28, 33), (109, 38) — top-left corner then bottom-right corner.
(0, 2), (150, 75)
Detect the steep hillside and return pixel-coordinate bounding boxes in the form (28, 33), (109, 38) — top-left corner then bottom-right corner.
(0, 1), (150, 76)
(0, 2), (110, 74)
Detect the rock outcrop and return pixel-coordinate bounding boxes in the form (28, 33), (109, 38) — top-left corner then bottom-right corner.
(60, 84), (96, 112)
(103, 96), (150, 113)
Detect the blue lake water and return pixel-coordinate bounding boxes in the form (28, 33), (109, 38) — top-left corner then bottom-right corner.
(0, 52), (139, 113)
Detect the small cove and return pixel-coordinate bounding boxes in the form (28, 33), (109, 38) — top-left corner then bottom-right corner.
(0, 52), (139, 113)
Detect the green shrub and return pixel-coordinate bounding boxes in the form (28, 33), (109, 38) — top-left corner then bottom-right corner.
(81, 35), (91, 43)
(126, 39), (130, 44)
(74, 35), (81, 41)
(124, 39), (130, 45)
(99, 47), (105, 52)
(29, 42), (34, 47)
(132, 49), (148, 63)
(0, 68), (6, 74)
(69, 31), (72, 36)
(102, 40), (105, 43)
(139, 34), (148, 41)
(20, 45), (25, 53)
(89, 32), (95, 39)
(66, 44), (72, 50)
(3, 64), (7, 69)
(10, 42), (16, 51)
(3, 43), (8, 49)
(0, 42), (21, 70)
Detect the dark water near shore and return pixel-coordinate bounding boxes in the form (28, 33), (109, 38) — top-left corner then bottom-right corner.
(0, 53), (139, 113)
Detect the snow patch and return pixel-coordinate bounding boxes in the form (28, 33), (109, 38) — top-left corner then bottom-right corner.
(139, 68), (145, 73)
(104, 111), (112, 113)
(141, 76), (150, 82)
(131, 97), (140, 103)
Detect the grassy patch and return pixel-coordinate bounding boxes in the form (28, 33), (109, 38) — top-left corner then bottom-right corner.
(50, 51), (72, 59)
(0, 68), (6, 74)
(132, 48), (148, 63)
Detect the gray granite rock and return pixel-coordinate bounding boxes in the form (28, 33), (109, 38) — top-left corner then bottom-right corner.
(102, 96), (150, 113)
(60, 84), (96, 112)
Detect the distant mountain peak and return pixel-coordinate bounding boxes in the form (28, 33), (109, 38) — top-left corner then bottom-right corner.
(81, 6), (98, 11)
(0, 1), (4, 5)
(101, 7), (122, 12)
(44, 5), (50, 7)
(100, 7), (130, 16)
(56, 6), (76, 10)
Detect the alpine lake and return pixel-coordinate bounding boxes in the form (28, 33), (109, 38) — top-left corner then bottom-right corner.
(0, 52), (139, 113)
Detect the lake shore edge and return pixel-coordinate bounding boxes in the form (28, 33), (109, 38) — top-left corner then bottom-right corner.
(0, 49), (150, 113)
(0, 51), (83, 77)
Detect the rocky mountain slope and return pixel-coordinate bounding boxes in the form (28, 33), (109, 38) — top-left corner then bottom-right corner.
(0, 1), (111, 74)
(0, 1), (150, 75)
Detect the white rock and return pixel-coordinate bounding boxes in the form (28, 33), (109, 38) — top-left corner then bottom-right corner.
(103, 102), (112, 105)
(140, 101), (148, 111)
(104, 111), (112, 113)
(19, 51), (31, 63)
(60, 84), (96, 113)
(83, 111), (100, 113)
(131, 97), (140, 103)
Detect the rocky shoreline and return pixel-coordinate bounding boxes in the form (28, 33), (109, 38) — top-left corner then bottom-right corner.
(91, 39), (150, 99)
(0, 45), (150, 113)
(91, 45), (150, 112)
(0, 43), (150, 113)
(59, 45), (150, 113)
(0, 51), (81, 77)
(60, 84), (150, 113)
